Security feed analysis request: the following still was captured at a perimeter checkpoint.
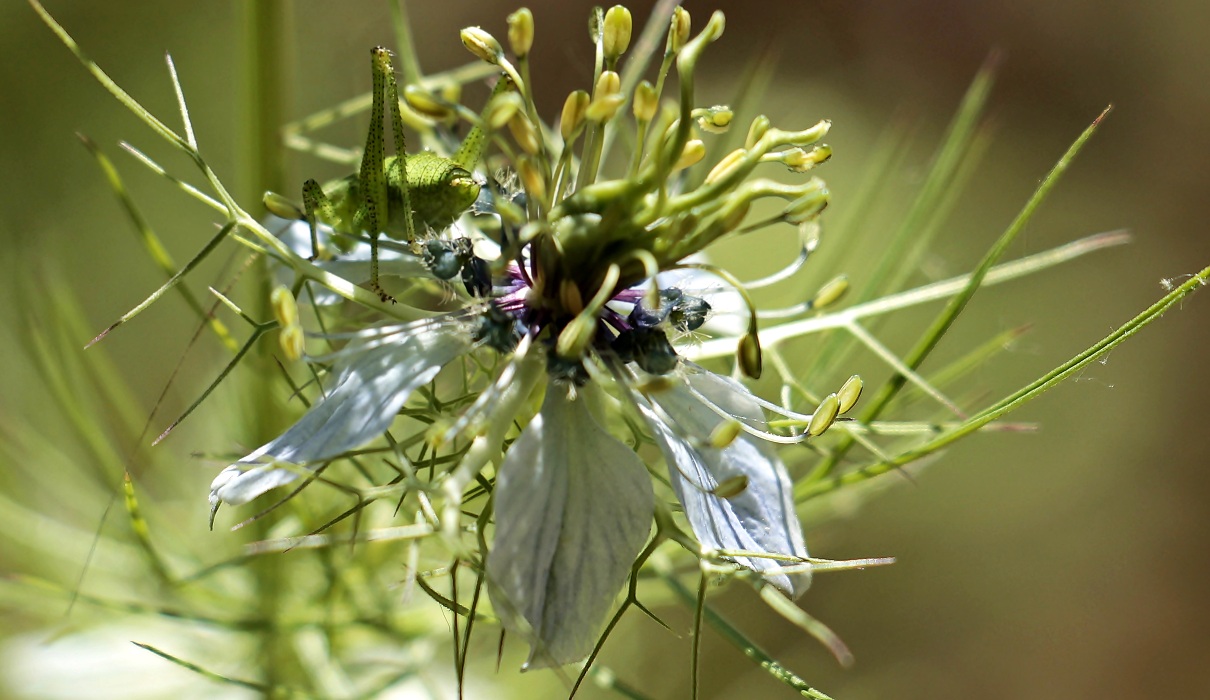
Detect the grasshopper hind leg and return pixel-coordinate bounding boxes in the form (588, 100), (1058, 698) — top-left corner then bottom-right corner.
(301, 179), (336, 262)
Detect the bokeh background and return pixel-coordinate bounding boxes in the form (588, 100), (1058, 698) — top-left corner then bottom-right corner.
(2, 0), (1208, 698)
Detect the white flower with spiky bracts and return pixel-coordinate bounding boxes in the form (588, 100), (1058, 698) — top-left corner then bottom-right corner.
(208, 5), (846, 668)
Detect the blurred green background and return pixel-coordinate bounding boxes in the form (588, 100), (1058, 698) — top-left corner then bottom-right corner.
(2, 1), (1209, 698)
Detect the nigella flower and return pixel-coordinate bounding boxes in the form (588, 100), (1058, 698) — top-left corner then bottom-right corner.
(210, 5), (843, 668)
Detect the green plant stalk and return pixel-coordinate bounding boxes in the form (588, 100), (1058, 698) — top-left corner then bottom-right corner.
(806, 105), (1112, 484)
(800, 259), (1209, 499)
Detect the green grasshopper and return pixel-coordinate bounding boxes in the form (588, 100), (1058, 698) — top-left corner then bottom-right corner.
(267, 47), (499, 300)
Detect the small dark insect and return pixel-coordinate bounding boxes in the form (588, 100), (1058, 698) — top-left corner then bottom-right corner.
(422, 238), (492, 297)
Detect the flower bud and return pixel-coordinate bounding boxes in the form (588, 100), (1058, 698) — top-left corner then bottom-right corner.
(603, 6), (633, 61)
(807, 393), (840, 437)
(507, 8), (534, 58)
(836, 375), (863, 415)
(560, 90), (590, 140)
(461, 26), (503, 65)
(633, 80), (658, 122)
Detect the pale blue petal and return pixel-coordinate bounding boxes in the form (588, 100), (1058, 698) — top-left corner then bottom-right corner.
(272, 218), (432, 305)
(646, 370), (811, 596)
(209, 328), (470, 507)
(487, 384), (654, 668)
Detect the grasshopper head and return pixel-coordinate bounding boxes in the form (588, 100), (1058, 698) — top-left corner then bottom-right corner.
(396, 153), (481, 233)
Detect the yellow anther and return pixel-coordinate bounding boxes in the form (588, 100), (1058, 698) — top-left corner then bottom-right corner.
(704, 148), (747, 185)
(270, 285), (299, 328)
(745, 115), (770, 150)
(738, 332), (762, 379)
(668, 7), (691, 52)
(709, 420), (743, 449)
(279, 324), (305, 362)
(603, 6), (633, 61)
(460, 26), (503, 65)
(633, 80), (658, 122)
(836, 375), (863, 415)
(560, 90), (590, 141)
(812, 274), (849, 310)
(711, 475), (749, 499)
(507, 8), (534, 58)
(673, 139), (706, 171)
(508, 113), (541, 155)
(807, 393), (840, 436)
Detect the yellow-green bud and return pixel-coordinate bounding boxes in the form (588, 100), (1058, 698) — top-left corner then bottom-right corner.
(633, 80), (658, 122)
(672, 139), (706, 171)
(460, 26), (503, 65)
(695, 105), (733, 134)
(812, 274), (848, 310)
(603, 6), (633, 61)
(270, 285), (299, 328)
(745, 115), (770, 149)
(668, 6), (691, 53)
(507, 8), (534, 58)
(403, 85), (452, 120)
(807, 393), (840, 437)
(560, 90), (591, 140)
(836, 375), (863, 415)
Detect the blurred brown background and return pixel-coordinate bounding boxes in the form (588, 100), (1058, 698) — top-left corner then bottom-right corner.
(2, 0), (1208, 698)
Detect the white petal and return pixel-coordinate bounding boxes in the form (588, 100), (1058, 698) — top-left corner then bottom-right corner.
(210, 328), (470, 507)
(487, 384), (654, 668)
(646, 370), (811, 596)
(272, 218), (432, 305)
